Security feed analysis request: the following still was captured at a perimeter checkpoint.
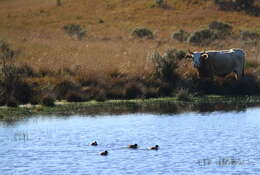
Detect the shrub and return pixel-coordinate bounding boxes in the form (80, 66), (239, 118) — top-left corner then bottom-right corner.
(155, 0), (164, 6)
(16, 64), (35, 77)
(0, 62), (34, 106)
(172, 29), (190, 42)
(6, 97), (19, 107)
(175, 50), (186, 60)
(209, 21), (232, 37)
(0, 41), (37, 106)
(0, 40), (14, 61)
(158, 83), (172, 96)
(241, 31), (260, 40)
(176, 88), (192, 102)
(63, 24), (86, 40)
(132, 28), (154, 39)
(214, 0), (259, 16)
(54, 80), (80, 100)
(66, 91), (85, 102)
(41, 95), (55, 107)
(188, 29), (218, 44)
(209, 21), (232, 31)
(143, 87), (159, 98)
(150, 49), (182, 82)
(95, 90), (107, 102)
(57, 0), (61, 6)
(124, 83), (143, 99)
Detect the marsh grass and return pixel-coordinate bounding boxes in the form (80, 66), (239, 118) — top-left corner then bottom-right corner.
(1, 95), (260, 123)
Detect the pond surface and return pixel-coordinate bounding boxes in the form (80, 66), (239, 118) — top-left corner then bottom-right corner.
(1, 108), (260, 175)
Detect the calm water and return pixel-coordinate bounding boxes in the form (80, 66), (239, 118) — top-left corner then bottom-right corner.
(1, 108), (260, 175)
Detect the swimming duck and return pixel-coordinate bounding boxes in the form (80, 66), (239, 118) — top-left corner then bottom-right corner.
(90, 141), (98, 146)
(100, 150), (108, 156)
(148, 145), (159, 150)
(128, 144), (138, 149)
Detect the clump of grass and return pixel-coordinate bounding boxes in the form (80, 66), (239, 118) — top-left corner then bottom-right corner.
(172, 29), (190, 42)
(188, 21), (232, 44)
(209, 21), (232, 37)
(176, 88), (192, 102)
(241, 31), (260, 40)
(63, 24), (86, 40)
(132, 28), (154, 39)
(98, 19), (104, 24)
(188, 29), (218, 44)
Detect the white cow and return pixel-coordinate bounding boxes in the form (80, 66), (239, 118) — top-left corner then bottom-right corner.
(186, 49), (245, 79)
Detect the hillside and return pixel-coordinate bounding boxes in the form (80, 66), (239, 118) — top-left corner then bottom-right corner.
(0, 0), (259, 73)
(0, 0), (259, 106)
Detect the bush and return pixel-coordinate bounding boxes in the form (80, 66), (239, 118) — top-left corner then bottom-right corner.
(66, 91), (85, 102)
(57, 0), (61, 6)
(16, 64), (35, 77)
(155, 0), (164, 6)
(54, 80), (80, 100)
(6, 97), (19, 107)
(41, 95), (55, 107)
(63, 24), (86, 40)
(0, 41), (36, 106)
(158, 83), (172, 96)
(132, 28), (154, 39)
(150, 49), (182, 82)
(0, 40), (14, 61)
(209, 21), (232, 37)
(214, 0), (259, 16)
(188, 29), (218, 44)
(175, 50), (186, 60)
(176, 88), (192, 102)
(95, 90), (107, 102)
(172, 29), (190, 42)
(124, 83), (143, 99)
(241, 31), (260, 40)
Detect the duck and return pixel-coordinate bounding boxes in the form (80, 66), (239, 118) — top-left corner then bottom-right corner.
(128, 144), (138, 149)
(90, 141), (98, 146)
(148, 145), (159, 150)
(100, 150), (108, 156)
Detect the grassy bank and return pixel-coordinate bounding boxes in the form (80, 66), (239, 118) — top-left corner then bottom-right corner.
(1, 95), (260, 123)
(0, 0), (260, 109)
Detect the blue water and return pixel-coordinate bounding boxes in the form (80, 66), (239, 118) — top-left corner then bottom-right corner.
(1, 108), (260, 175)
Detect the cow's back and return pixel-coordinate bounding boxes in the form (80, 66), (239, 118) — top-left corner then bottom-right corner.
(207, 49), (245, 77)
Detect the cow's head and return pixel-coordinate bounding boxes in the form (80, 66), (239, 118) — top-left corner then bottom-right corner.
(186, 50), (208, 68)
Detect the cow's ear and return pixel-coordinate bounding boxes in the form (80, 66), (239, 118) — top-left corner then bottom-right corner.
(201, 53), (208, 60)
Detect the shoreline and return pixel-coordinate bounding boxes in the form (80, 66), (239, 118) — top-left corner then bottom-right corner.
(1, 95), (260, 122)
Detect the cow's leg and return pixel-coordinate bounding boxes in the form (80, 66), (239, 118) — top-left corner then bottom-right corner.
(234, 73), (238, 80)
(234, 70), (242, 80)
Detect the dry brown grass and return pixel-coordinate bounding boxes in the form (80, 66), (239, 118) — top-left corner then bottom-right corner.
(0, 0), (259, 79)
